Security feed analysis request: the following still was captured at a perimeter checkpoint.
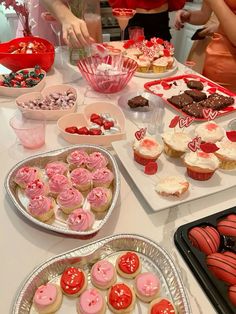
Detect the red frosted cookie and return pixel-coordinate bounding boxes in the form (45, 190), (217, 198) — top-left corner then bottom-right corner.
(107, 283), (136, 313)
(188, 226), (220, 255)
(148, 298), (177, 314)
(206, 251), (236, 285)
(228, 285), (236, 307)
(217, 214), (236, 238)
(60, 267), (87, 297)
(116, 251), (141, 279)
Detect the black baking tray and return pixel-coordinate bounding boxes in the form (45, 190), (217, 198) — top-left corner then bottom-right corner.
(174, 206), (236, 314)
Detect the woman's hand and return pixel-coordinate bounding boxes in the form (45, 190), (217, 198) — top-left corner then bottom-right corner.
(174, 9), (191, 30)
(198, 21), (219, 37)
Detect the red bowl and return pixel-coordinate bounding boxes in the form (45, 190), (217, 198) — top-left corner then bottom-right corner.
(0, 36), (55, 72)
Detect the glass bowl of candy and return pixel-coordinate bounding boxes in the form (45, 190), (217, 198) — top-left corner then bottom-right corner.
(77, 54), (137, 93)
(15, 84), (77, 121)
(0, 36), (55, 72)
(0, 66), (46, 97)
(57, 101), (126, 146)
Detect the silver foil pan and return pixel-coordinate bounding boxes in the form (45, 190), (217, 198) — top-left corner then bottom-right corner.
(12, 234), (191, 313)
(5, 145), (120, 237)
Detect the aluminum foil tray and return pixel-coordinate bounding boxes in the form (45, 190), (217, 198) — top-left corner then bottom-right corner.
(5, 145), (120, 237)
(12, 234), (191, 313)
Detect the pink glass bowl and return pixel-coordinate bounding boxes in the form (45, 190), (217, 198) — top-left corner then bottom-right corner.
(77, 55), (137, 93)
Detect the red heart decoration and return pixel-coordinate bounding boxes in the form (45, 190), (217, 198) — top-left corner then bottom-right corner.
(169, 116), (180, 128)
(144, 161), (158, 175)
(202, 108), (218, 120)
(226, 131), (236, 142)
(200, 142), (219, 153)
(161, 81), (171, 90)
(135, 128), (147, 141)
(188, 136), (201, 152)
(163, 49), (170, 57)
(207, 87), (217, 94)
(179, 116), (195, 128)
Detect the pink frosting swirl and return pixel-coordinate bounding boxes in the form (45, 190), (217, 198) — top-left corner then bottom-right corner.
(45, 161), (68, 178)
(67, 208), (95, 231)
(135, 272), (160, 297)
(86, 152), (108, 170)
(78, 288), (104, 314)
(25, 179), (48, 199)
(57, 187), (83, 209)
(14, 166), (38, 188)
(28, 196), (53, 216)
(48, 174), (70, 194)
(33, 283), (57, 310)
(67, 150), (89, 167)
(91, 260), (115, 285)
(87, 187), (111, 207)
(71, 168), (92, 186)
(92, 167), (114, 185)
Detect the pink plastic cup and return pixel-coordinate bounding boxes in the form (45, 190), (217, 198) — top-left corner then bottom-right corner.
(128, 26), (144, 41)
(9, 111), (46, 149)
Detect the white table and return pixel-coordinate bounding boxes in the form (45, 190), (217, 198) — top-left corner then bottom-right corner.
(1, 51), (235, 313)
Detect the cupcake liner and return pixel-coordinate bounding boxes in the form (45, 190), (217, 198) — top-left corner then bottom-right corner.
(164, 143), (184, 158)
(133, 151), (158, 166)
(137, 66), (149, 73)
(219, 159), (236, 170)
(153, 65), (167, 73)
(187, 168), (214, 181)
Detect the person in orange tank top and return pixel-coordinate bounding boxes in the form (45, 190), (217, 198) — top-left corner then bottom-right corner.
(175, 0), (236, 92)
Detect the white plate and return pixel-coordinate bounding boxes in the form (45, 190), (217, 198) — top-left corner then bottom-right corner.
(112, 139), (236, 212)
(134, 60), (178, 78)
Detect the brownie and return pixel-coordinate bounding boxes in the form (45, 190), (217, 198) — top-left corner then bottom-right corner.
(184, 89), (207, 102)
(128, 95), (149, 109)
(199, 93), (234, 110)
(186, 80), (204, 91)
(182, 103), (205, 118)
(167, 93), (193, 109)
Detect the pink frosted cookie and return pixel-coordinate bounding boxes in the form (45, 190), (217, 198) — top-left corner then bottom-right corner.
(28, 195), (55, 222)
(86, 152), (108, 171)
(67, 208), (95, 231)
(91, 260), (117, 290)
(77, 288), (106, 314)
(14, 166), (39, 188)
(70, 168), (92, 192)
(33, 283), (62, 314)
(87, 187), (112, 212)
(45, 161), (68, 179)
(92, 167), (114, 188)
(25, 179), (48, 199)
(134, 272), (161, 302)
(57, 187), (84, 214)
(48, 174), (71, 196)
(67, 149), (89, 170)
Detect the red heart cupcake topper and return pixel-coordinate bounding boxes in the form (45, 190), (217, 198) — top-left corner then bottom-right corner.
(226, 131), (236, 142)
(135, 128), (147, 141)
(202, 108), (218, 120)
(179, 116), (195, 128)
(169, 116), (180, 128)
(200, 142), (219, 153)
(188, 136), (201, 152)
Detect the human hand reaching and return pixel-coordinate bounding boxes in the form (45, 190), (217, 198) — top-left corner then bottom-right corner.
(174, 9), (191, 30)
(197, 20), (219, 37)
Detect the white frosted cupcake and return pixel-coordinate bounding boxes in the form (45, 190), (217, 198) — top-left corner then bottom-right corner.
(195, 121), (225, 143)
(152, 58), (168, 73)
(155, 176), (189, 197)
(162, 132), (191, 157)
(133, 136), (163, 166)
(136, 58), (151, 73)
(214, 139), (236, 169)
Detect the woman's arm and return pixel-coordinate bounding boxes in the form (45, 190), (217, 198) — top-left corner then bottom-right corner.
(40, 0), (93, 47)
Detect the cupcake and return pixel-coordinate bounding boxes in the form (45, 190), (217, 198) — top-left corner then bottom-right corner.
(33, 283), (62, 314)
(195, 121), (225, 143)
(136, 58), (151, 73)
(25, 179), (48, 199)
(92, 167), (114, 188)
(148, 298), (177, 314)
(48, 174), (71, 197)
(214, 139), (236, 170)
(133, 136), (163, 166)
(77, 288), (106, 314)
(60, 267), (87, 297)
(134, 272), (161, 303)
(91, 260), (117, 290)
(66, 150), (89, 170)
(45, 161), (68, 179)
(107, 283), (136, 314)
(184, 150), (220, 181)
(116, 251), (141, 279)
(28, 195), (55, 222)
(152, 58), (168, 73)
(70, 168), (92, 192)
(87, 187), (112, 212)
(155, 176), (189, 197)
(86, 152), (108, 171)
(67, 208), (95, 231)
(162, 132), (191, 157)
(14, 166), (39, 189)
(57, 187), (84, 214)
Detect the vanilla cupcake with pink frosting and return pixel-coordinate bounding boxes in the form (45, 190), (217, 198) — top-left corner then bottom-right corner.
(14, 166), (39, 189)
(87, 187), (112, 212)
(67, 208), (95, 231)
(77, 288), (106, 314)
(70, 168), (92, 192)
(91, 260), (117, 290)
(92, 167), (114, 188)
(134, 272), (161, 303)
(48, 174), (71, 197)
(195, 121), (225, 143)
(57, 187), (84, 214)
(67, 150), (89, 170)
(25, 179), (48, 199)
(86, 152), (108, 171)
(33, 283), (62, 314)
(28, 195), (55, 222)
(45, 161), (69, 179)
